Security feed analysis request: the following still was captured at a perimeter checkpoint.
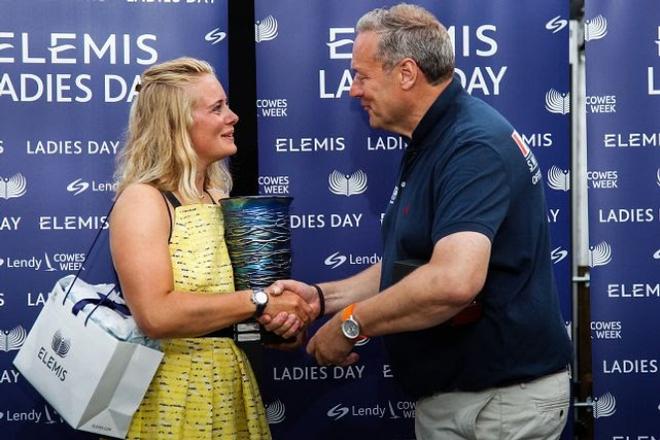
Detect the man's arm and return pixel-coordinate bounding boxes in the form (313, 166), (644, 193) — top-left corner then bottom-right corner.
(259, 262), (381, 334)
(318, 261), (382, 315)
(355, 231), (489, 336)
(305, 231), (490, 366)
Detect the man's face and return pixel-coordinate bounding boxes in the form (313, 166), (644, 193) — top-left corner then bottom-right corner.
(349, 31), (402, 131)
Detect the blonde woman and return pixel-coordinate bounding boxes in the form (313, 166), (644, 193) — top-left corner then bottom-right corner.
(111, 57), (314, 439)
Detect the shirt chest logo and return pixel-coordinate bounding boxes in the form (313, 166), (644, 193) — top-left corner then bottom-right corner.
(512, 130), (542, 185)
(389, 181), (406, 205)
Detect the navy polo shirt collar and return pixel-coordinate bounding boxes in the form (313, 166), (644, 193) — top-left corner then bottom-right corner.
(408, 75), (463, 151)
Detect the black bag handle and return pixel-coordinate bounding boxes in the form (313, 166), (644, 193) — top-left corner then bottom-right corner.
(62, 202), (121, 327)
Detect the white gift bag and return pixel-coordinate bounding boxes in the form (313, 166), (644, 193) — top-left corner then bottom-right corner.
(13, 276), (163, 439)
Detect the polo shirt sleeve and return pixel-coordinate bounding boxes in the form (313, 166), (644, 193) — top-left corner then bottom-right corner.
(431, 142), (510, 243)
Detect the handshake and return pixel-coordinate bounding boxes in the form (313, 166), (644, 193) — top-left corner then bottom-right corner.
(255, 280), (362, 368)
(256, 280), (323, 342)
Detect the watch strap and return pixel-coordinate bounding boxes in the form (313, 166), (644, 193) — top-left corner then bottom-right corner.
(341, 303), (367, 340)
(341, 303), (356, 321)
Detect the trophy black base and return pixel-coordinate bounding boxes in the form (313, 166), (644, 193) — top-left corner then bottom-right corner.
(200, 320), (294, 344)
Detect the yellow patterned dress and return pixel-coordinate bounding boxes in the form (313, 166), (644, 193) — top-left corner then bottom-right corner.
(126, 203), (271, 439)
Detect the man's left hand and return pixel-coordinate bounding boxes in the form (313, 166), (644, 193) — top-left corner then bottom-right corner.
(306, 314), (359, 366)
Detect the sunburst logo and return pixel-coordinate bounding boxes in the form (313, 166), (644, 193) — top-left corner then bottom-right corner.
(589, 241), (612, 267)
(545, 89), (570, 115)
(585, 15), (608, 41)
(328, 170), (368, 196)
(547, 166), (570, 191)
(255, 15), (278, 43)
(0, 325), (27, 352)
(593, 392), (616, 418)
(0, 173), (27, 200)
(265, 399), (286, 424)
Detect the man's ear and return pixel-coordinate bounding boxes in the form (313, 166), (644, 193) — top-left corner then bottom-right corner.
(399, 58), (419, 90)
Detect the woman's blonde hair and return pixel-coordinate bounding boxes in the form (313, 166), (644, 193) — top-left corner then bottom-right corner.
(115, 57), (233, 202)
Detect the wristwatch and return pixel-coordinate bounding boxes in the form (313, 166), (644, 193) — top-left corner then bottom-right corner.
(250, 289), (269, 318)
(340, 303), (364, 340)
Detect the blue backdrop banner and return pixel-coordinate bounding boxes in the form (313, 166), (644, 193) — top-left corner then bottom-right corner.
(254, 1), (571, 438)
(585, 0), (660, 437)
(0, 1), (228, 438)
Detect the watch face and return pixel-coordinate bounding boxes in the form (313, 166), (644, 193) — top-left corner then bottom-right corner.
(254, 290), (268, 305)
(341, 319), (360, 339)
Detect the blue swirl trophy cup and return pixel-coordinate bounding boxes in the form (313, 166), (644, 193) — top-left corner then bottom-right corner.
(220, 195), (293, 343)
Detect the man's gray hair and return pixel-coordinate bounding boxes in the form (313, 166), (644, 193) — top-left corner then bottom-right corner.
(356, 3), (454, 84)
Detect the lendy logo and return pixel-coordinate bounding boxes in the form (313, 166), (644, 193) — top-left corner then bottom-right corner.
(328, 403), (387, 419)
(547, 166), (570, 191)
(551, 246), (568, 264)
(51, 330), (71, 358)
(255, 15), (278, 42)
(545, 16), (567, 34)
(592, 392), (616, 418)
(653, 249), (660, 260)
(589, 241), (612, 267)
(325, 252), (347, 269)
(67, 178), (116, 196)
(327, 404), (350, 420)
(265, 399), (285, 424)
(1, 325), (27, 352)
(0, 408), (44, 423)
(656, 168), (660, 187)
(329, 170), (368, 196)
(324, 251), (381, 268)
(67, 178), (89, 195)
(205, 28), (226, 45)
(545, 89), (570, 115)
(0, 173), (27, 200)
(585, 15), (608, 41)
(0, 256), (42, 270)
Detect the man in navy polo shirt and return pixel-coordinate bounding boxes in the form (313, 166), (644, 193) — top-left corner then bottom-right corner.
(264, 4), (572, 438)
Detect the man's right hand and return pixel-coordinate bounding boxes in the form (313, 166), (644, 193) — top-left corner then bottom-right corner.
(261, 289), (314, 339)
(259, 280), (322, 336)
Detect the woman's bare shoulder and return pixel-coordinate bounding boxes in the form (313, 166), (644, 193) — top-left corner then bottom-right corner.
(113, 183), (168, 223)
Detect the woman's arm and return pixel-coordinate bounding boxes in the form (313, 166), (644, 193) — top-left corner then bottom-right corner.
(110, 184), (312, 339)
